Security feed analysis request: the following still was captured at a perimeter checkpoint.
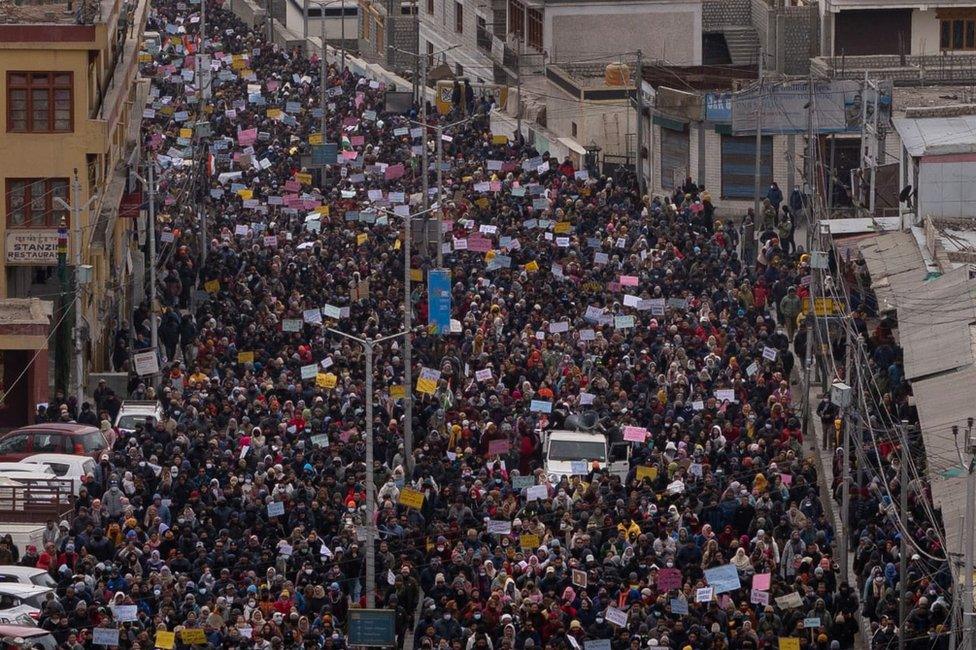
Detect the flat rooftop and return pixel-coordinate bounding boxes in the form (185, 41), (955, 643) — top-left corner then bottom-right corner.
(0, 0), (100, 25)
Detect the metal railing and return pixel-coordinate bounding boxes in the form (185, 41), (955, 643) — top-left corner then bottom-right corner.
(0, 478), (75, 523)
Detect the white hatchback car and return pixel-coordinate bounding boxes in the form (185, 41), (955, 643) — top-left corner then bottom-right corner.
(0, 566), (56, 589)
(0, 584), (54, 624)
(19, 454), (96, 496)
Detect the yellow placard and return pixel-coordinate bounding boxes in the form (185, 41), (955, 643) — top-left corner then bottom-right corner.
(399, 487), (425, 509)
(170, 36), (182, 45)
(231, 59), (246, 70)
(524, 260), (539, 272)
(295, 172), (313, 185)
(554, 221), (572, 234)
(416, 377), (437, 395)
(180, 629), (207, 645)
(802, 297), (842, 316)
(138, 53), (152, 63)
(155, 631), (176, 649)
(204, 279), (220, 293)
(316, 205), (330, 216)
(475, 198), (490, 209)
(519, 533), (540, 549)
(309, 132), (324, 145)
(240, 69), (254, 78)
(393, 239), (402, 251)
(635, 466), (658, 481)
(237, 351), (254, 364)
(390, 385), (406, 400)
(179, 128), (193, 139)
(410, 268), (423, 282)
(317, 372), (337, 389)
(492, 134), (509, 145)
(356, 233), (368, 245)
(237, 189), (253, 200)
(267, 108), (283, 119)
(779, 639), (800, 650)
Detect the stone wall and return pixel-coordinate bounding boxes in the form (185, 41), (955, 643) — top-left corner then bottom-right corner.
(702, 0), (751, 31)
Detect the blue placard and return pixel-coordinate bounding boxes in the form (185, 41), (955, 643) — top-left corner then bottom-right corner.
(530, 400), (552, 413)
(427, 268), (451, 335)
(312, 143), (338, 166)
(670, 597), (689, 615)
(704, 563), (742, 594)
(347, 609), (396, 647)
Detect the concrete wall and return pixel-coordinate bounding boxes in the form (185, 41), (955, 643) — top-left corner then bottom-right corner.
(418, 0), (497, 84)
(648, 122), (794, 213)
(702, 0), (751, 30)
(754, 0), (819, 74)
(547, 2), (702, 65)
(912, 8), (942, 55)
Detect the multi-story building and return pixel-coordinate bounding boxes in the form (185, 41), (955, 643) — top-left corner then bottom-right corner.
(0, 0), (150, 404)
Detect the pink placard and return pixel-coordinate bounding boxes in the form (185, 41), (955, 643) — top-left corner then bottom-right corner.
(487, 439), (511, 456)
(341, 150), (358, 160)
(384, 164), (405, 180)
(350, 135), (365, 147)
(780, 473), (793, 485)
(622, 426), (647, 442)
(284, 180), (300, 192)
(752, 573), (771, 591)
(237, 128), (257, 146)
(467, 237), (492, 253)
(619, 275), (639, 286)
(657, 568), (682, 591)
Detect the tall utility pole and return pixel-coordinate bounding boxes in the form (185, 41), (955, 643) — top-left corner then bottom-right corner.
(69, 172), (85, 408)
(197, 0), (208, 268)
(805, 74), (816, 252)
(868, 79), (881, 216)
(859, 71), (869, 212)
(635, 50), (645, 194)
(515, 36), (522, 136)
(320, 10), (327, 138)
(401, 212), (414, 481)
(753, 49), (764, 220)
(55, 219), (70, 395)
(961, 418), (976, 650)
(328, 328), (406, 608)
(147, 161), (159, 390)
(839, 321), (852, 581)
(435, 124), (444, 267)
(420, 55), (429, 214)
(898, 420), (909, 650)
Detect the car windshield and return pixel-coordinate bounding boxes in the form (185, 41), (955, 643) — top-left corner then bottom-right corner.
(548, 439), (606, 461)
(21, 591), (49, 609)
(116, 415), (152, 430)
(30, 573), (56, 589)
(78, 431), (107, 453)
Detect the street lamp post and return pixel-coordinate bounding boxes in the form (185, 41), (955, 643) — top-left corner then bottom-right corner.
(327, 327), (406, 608)
(374, 204), (438, 481)
(307, 0), (346, 73)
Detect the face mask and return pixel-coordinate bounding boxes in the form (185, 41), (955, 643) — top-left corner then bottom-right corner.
(443, 614), (451, 620)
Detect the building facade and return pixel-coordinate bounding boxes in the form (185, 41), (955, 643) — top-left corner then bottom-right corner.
(0, 0), (149, 390)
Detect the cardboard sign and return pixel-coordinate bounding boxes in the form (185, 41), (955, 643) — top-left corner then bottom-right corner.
(399, 487), (425, 509)
(635, 466), (658, 481)
(93, 628), (120, 646)
(750, 589), (770, 606)
(526, 484), (548, 502)
(204, 279), (220, 293)
(623, 426), (648, 442)
(416, 367), (441, 395)
(704, 564), (741, 594)
(572, 569), (587, 587)
(779, 639), (800, 650)
(695, 586), (714, 603)
(519, 533), (540, 549)
(266, 501), (285, 517)
(237, 351), (254, 364)
(487, 520), (512, 535)
(155, 631), (176, 649)
(604, 606), (628, 627)
(487, 438), (511, 456)
(113, 604), (138, 622)
(180, 628), (207, 645)
(752, 572), (771, 591)
(775, 592), (804, 609)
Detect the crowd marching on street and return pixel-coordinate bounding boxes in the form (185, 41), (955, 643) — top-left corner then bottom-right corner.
(5, 0), (951, 647)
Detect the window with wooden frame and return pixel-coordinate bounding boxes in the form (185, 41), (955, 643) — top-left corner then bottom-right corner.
(454, 1), (462, 32)
(508, 0), (524, 38)
(426, 0), (432, 15)
(7, 72), (72, 133)
(6, 178), (69, 228)
(527, 8), (542, 49)
(939, 9), (976, 50)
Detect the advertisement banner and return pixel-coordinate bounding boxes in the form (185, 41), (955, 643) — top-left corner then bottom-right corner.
(427, 268), (451, 335)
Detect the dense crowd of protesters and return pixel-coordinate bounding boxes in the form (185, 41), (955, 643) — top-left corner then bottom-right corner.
(13, 0), (953, 648)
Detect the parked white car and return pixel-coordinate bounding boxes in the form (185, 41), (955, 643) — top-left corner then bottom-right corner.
(19, 454), (96, 496)
(0, 464), (53, 476)
(0, 584), (54, 624)
(114, 400), (163, 434)
(0, 566), (56, 589)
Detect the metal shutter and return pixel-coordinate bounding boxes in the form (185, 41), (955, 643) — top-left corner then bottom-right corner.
(660, 126), (689, 190)
(721, 135), (772, 200)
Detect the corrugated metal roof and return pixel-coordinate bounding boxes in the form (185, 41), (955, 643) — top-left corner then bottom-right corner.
(912, 365), (976, 556)
(893, 115), (976, 157)
(898, 267), (976, 380)
(858, 232), (925, 313)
